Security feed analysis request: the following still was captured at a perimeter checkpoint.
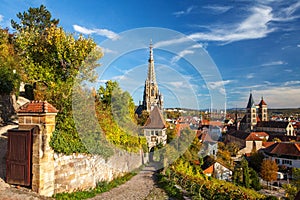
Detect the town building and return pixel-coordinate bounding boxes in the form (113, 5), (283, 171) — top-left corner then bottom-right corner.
(261, 142), (300, 168)
(143, 106), (167, 151)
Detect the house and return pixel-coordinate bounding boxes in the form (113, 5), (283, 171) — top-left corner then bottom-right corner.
(261, 142), (300, 168)
(225, 131), (269, 156)
(143, 106), (167, 151)
(197, 131), (218, 157)
(202, 156), (232, 181)
(256, 120), (295, 136)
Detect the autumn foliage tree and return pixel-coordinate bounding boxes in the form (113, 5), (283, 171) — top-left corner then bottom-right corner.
(11, 5), (102, 154)
(260, 159), (278, 188)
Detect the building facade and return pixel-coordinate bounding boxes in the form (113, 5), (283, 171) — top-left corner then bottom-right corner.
(143, 106), (167, 151)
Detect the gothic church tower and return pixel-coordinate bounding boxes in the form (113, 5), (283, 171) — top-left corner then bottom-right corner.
(258, 97), (268, 121)
(142, 42), (163, 112)
(246, 92), (257, 130)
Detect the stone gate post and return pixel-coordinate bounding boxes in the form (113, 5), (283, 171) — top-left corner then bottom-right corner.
(17, 101), (58, 196)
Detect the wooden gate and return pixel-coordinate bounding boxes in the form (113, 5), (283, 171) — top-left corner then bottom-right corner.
(6, 127), (36, 186)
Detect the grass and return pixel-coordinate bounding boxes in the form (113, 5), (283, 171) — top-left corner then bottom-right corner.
(53, 172), (137, 200)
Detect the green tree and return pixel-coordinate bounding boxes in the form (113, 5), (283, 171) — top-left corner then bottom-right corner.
(95, 81), (146, 152)
(136, 110), (149, 126)
(283, 168), (300, 199)
(249, 152), (265, 172)
(0, 28), (21, 94)
(12, 5), (102, 154)
(260, 159), (278, 188)
(241, 158), (250, 188)
(11, 5), (59, 32)
(249, 168), (261, 190)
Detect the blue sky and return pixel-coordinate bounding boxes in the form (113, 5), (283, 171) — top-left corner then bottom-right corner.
(1, 0), (300, 109)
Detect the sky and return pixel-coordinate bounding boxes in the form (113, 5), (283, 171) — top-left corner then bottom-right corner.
(1, 0), (300, 110)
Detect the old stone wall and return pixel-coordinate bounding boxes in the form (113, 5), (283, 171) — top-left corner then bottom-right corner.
(54, 150), (148, 194)
(0, 94), (17, 124)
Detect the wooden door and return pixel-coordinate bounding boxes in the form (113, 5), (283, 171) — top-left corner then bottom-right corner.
(6, 128), (33, 186)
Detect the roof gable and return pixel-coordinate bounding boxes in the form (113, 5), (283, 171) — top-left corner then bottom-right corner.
(143, 106), (166, 129)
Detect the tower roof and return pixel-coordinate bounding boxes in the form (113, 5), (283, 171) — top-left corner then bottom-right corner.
(246, 93), (255, 108)
(143, 106), (166, 129)
(259, 97), (267, 106)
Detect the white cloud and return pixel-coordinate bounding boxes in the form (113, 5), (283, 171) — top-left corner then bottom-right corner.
(101, 47), (118, 54)
(154, 37), (190, 48)
(297, 44), (300, 48)
(203, 5), (232, 14)
(283, 1), (300, 17)
(246, 73), (254, 79)
(171, 49), (194, 63)
(284, 80), (300, 86)
(173, 6), (195, 17)
(253, 86), (300, 108)
(0, 14), (3, 22)
(207, 80), (233, 90)
(73, 25), (119, 40)
(189, 5), (274, 43)
(261, 60), (286, 66)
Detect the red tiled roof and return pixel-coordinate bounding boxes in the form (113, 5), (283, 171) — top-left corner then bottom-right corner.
(262, 141), (275, 148)
(18, 101), (58, 113)
(263, 142), (300, 157)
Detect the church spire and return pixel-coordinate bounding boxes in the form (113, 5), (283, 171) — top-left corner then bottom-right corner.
(147, 41), (156, 84)
(246, 92), (255, 108)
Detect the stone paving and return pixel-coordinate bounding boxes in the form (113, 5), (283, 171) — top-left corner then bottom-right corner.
(90, 164), (169, 200)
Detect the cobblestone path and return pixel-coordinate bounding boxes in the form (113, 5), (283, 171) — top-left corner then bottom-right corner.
(90, 164), (169, 200)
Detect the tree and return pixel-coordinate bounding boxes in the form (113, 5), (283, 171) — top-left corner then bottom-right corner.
(0, 28), (21, 95)
(249, 168), (261, 190)
(12, 5), (102, 154)
(241, 158), (250, 188)
(136, 110), (149, 126)
(260, 159), (278, 188)
(11, 5), (59, 32)
(283, 168), (300, 199)
(249, 151), (265, 172)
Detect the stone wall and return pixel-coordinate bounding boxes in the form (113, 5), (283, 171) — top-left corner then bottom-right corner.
(0, 94), (17, 124)
(54, 150), (148, 194)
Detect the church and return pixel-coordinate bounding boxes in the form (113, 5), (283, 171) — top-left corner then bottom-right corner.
(136, 42), (163, 115)
(239, 92), (295, 136)
(136, 42), (167, 151)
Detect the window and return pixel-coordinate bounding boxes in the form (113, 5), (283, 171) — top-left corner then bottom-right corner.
(275, 159), (280, 164)
(146, 131), (150, 136)
(282, 160), (292, 165)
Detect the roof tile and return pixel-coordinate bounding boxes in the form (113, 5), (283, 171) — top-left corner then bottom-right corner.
(18, 101), (58, 113)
